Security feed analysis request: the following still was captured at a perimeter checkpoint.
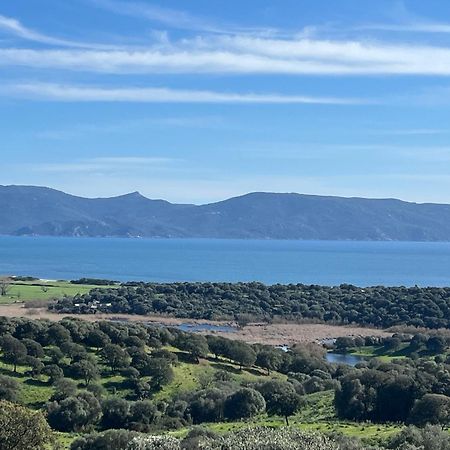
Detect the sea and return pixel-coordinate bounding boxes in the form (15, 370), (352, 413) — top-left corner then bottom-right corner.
(0, 236), (450, 287)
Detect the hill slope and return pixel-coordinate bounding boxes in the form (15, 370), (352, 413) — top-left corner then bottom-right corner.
(2, 185), (450, 240)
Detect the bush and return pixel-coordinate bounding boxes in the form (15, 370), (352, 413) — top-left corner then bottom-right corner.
(71, 429), (138, 450)
(224, 388), (266, 420)
(200, 427), (337, 450)
(388, 425), (450, 450)
(0, 375), (20, 402)
(0, 401), (54, 450)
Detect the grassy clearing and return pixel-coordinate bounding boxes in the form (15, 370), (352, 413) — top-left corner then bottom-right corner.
(171, 390), (402, 446)
(346, 342), (444, 362)
(0, 280), (115, 304)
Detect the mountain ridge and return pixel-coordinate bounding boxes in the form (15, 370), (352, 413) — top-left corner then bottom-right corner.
(2, 185), (450, 241)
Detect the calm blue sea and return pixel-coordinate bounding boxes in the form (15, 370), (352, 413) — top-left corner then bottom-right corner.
(0, 236), (449, 286)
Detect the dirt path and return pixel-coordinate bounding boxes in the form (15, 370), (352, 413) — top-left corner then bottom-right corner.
(0, 303), (391, 345)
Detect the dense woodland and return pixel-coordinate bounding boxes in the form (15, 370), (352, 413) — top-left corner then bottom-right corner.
(2, 316), (450, 448)
(53, 282), (450, 329)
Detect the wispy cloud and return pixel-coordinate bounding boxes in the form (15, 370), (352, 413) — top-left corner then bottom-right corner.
(29, 156), (180, 173)
(360, 22), (450, 34)
(2, 82), (365, 105)
(3, 33), (450, 75)
(0, 14), (71, 46)
(36, 116), (227, 140)
(0, 14), (122, 49)
(88, 0), (272, 36)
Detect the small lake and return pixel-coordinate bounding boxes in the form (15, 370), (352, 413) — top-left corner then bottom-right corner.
(149, 322), (238, 333)
(326, 353), (366, 366)
(175, 323), (238, 333)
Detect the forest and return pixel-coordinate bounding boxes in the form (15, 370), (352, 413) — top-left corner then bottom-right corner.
(2, 316), (450, 449)
(52, 281), (450, 329)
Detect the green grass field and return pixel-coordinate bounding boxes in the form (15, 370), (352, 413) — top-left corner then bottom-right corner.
(0, 279), (115, 304)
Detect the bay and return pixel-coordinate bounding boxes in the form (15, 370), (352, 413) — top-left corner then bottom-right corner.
(0, 236), (450, 286)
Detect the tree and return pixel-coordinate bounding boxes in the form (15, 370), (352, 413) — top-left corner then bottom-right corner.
(71, 360), (99, 386)
(0, 375), (20, 402)
(146, 358), (174, 390)
(426, 336), (446, 354)
(86, 383), (106, 399)
(47, 392), (101, 432)
(175, 334), (209, 363)
(409, 394), (450, 426)
(101, 344), (130, 373)
(85, 330), (110, 351)
(101, 398), (130, 429)
(0, 334), (27, 372)
(132, 379), (152, 400)
(206, 336), (230, 360)
(383, 337), (402, 352)
(43, 364), (64, 383)
(258, 381), (302, 425)
(0, 279), (11, 297)
(0, 401), (54, 450)
(46, 347), (64, 364)
(22, 339), (45, 359)
(25, 355), (44, 378)
(51, 378), (78, 402)
(224, 388), (266, 420)
(47, 323), (71, 346)
(127, 401), (160, 431)
(256, 349), (282, 375)
(188, 388), (229, 424)
(228, 342), (256, 370)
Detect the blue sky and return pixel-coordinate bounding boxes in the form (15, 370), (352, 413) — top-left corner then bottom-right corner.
(2, 0), (450, 203)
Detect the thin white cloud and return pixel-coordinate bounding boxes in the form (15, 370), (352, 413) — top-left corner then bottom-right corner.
(36, 116), (227, 140)
(3, 82), (365, 105)
(360, 22), (450, 34)
(0, 14), (122, 49)
(3, 34), (450, 75)
(88, 0), (273, 36)
(0, 14), (68, 45)
(30, 156), (179, 173)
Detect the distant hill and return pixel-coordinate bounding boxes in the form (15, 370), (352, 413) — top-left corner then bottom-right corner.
(2, 185), (450, 240)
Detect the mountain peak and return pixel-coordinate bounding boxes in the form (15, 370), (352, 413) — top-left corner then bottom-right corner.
(2, 185), (450, 240)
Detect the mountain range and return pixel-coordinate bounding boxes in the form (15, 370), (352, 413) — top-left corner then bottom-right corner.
(2, 185), (450, 241)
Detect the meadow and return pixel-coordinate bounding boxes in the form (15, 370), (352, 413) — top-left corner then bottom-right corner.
(0, 279), (116, 304)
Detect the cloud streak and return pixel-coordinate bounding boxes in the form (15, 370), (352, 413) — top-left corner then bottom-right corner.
(3, 82), (365, 105)
(88, 0), (272, 36)
(0, 14), (122, 49)
(3, 34), (450, 75)
(30, 156), (179, 173)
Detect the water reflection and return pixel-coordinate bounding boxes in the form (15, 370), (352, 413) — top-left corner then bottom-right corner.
(326, 353), (365, 366)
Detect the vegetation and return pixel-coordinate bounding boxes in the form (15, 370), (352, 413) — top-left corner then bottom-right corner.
(53, 281), (450, 329)
(2, 313), (450, 448)
(0, 400), (54, 450)
(0, 278), (116, 304)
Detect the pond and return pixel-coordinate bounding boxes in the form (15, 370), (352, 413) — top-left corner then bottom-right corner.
(149, 321), (238, 333)
(325, 352), (366, 366)
(176, 323), (238, 333)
